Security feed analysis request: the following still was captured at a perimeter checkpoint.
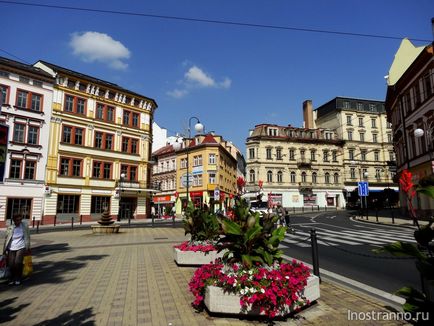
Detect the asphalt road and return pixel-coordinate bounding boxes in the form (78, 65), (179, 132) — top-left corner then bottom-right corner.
(280, 211), (420, 294)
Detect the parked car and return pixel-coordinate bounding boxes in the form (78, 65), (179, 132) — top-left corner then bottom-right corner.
(346, 200), (361, 210)
(249, 200), (269, 215)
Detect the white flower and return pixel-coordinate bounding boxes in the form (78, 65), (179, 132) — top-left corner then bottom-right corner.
(285, 276), (289, 279)
(261, 288), (265, 293)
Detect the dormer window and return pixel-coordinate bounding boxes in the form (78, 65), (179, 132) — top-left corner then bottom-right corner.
(268, 128), (278, 136)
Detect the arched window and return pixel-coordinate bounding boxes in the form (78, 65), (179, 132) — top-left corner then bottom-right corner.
(312, 172), (317, 184)
(277, 171), (283, 183)
(301, 171), (307, 183)
(249, 169), (255, 183)
(334, 173), (339, 184)
(267, 170), (273, 183)
(325, 172), (330, 184)
(290, 171), (296, 183)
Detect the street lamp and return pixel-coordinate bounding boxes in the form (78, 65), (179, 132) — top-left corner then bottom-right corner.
(414, 121), (434, 170)
(186, 117), (204, 205)
(117, 172), (126, 222)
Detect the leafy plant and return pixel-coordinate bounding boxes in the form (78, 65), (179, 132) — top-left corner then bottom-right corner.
(373, 170), (434, 320)
(182, 201), (220, 242)
(216, 198), (286, 268)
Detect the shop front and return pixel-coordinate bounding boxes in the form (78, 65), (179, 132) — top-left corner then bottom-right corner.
(153, 194), (175, 217)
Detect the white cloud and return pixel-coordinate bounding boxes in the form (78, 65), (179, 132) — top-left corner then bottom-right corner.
(167, 88), (189, 98)
(69, 31), (130, 70)
(185, 66), (215, 87)
(167, 64), (231, 99)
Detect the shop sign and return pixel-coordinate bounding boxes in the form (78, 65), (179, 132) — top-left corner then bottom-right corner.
(268, 193), (282, 206)
(303, 194), (317, 206)
(190, 191), (203, 197)
(153, 195), (172, 203)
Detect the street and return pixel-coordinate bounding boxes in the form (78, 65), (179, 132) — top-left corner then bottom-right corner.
(280, 211), (420, 295)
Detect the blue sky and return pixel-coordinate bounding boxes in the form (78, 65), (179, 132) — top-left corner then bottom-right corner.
(1, 0), (433, 153)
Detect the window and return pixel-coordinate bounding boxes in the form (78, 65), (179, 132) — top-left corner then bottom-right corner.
(13, 124), (25, 143)
(387, 122), (392, 129)
(361, 150), (367, 161)
(1, 84), (9, 104)
(6, 198), (31, 220)
(24, 161), (36, 179)
(372, 134), (378, 143)
(57, 195), (80, 214)
(192, 174), (202, 186)
(249, 148), (255, 159)
(290, 172), (296, 183)
(276, 148), (282, 160)
(349, 149), (354, 160)
(193, 155), (202, 166)
(95, 103), (115, 122)
(16, 90), (43, 111)
(267, 170), (273, 182)
(323, 150), (329, 162)
(64, 95), (86, 115)
(350, 168), (356, 179)
(59, 157), (82, 177)
(346, 115), (352, 125)
(422, 73), (433, 99)
(310, 150), (316, 161)
(343, 101), (350, 109)
(333, 173), (339, 184)
(371, 118), (377, 128)
(325, 173), (330, 184)
(289, 149), (295, 160)
(93, 161), (112, 179)
(209, 153), (216, 164)
(387, 134), (392, 143)
(180, 158), (187, 169)
(357, 103), (363, 110)
(347, 131), (353, 140)
(91, 196), (111, 214)
(312, 172), (317, 184)
(358, 117), (364, 127)
(9, 159), (21, 179)
(209, 172), (216, 184)
(249, 169), (255, 183)
(27, 126), (39, 145)
(121, 137), (139, 154)
(277, 171), (283, 183)
(62, 125), (84, 145)
(332, 151), (338, 162)
(389, 151), (395, 161)
(94, 132), (114, 150)
(300, 149), (305, 160)
(374, 151), (380, 161)
(301, 172), (307, 183)
(375, 169), (382, 180)
(266, 148), (272, 160)
(120, 164), (138, 181)
(360, 132), (365, 142)
(268, 128), (278, 136)
(122, 110), (140, 128)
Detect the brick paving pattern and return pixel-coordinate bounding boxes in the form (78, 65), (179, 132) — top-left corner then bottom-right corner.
(0, 225), (411, 325)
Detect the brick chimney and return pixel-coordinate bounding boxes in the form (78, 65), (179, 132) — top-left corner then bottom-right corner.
(303, 100), (314, 129)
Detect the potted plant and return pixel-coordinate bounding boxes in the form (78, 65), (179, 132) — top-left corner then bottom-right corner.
(374, 170), (433, 322)
(188, 198), (320, 319)
(173, 202), (222, 265)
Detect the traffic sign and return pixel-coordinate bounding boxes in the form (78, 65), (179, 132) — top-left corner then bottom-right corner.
(358, 181), (369, 197)
(214, 187), (220, 199)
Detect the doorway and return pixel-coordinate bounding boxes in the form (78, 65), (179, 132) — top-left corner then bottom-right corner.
(119, 197), (137, 220)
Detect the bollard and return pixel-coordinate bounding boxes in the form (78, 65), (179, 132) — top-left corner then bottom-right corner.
(80, 215), (83, 225)
(375, 208), (379, 223)
(302, 206), (304, 213)
(54, 215), (57, 227)
(293, 207), (295, 213)
(317, 205), (320, 211)
(152, 214), (155, 228)
(128, 216), (131, 227)
(172, 214), (175, 227)
(391, 207), (395, 224)
(312, 205), (314, 212)
(310, 229), (321, 281)
(32, 216), (35, 228)
(36, 221), (40, 233)
(71, 217), (74, 230)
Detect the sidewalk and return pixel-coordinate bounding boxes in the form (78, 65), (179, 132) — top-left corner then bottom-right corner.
(0, 224), (413, 326)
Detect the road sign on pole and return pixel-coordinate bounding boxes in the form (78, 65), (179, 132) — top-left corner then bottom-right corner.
(358, 181), (369, 197)
(214, 187), (220, 199)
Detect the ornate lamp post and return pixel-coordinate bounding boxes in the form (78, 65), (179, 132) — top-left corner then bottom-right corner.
(117, 172), (126, 222)
(414, 121), (434, 173)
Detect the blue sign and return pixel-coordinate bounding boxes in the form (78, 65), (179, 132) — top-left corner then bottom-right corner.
(358, 182), (369, 197)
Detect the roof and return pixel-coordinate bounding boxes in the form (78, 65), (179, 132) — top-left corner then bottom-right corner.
(152, 144), (176, 156)
(0, 56), (54, 81)
(201, 134), (218, 144)
(35, 60), (157, 106)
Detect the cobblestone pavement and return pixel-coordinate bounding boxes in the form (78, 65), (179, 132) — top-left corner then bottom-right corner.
(0, 225), (412, 325)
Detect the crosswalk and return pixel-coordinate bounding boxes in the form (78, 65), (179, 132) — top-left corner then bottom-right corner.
(279, 225), (416, 248)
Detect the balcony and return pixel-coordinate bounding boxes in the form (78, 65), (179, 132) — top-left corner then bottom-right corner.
(297, 159), (312, 168)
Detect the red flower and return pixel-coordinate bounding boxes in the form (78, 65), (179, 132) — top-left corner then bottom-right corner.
(399, 169), (414, 195)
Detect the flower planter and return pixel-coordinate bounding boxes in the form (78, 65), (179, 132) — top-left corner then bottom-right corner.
(173, 247), (223, 266)
(204, 274), (320, 316)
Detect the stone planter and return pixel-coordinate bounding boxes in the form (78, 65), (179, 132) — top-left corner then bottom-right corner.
(204, 274), (320, 316)
(173, 247), (223, 266)
(91, 224), (120, 234)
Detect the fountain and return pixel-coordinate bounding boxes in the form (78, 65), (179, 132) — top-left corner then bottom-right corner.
(91, 206), (120, 234)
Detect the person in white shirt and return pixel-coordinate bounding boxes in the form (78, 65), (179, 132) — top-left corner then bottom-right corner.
(3, 214), (30, 285)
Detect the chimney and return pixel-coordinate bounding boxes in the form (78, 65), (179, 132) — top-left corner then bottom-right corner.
(303, 100), (314, 129)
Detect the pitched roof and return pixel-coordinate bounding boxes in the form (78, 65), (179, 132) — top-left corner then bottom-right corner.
(0, 56), (54, 81)
(152, 144), (175, 156)
(201, 134), (218, 144)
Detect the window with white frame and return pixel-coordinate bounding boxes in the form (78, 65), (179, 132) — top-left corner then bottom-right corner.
(268, 128), (278, 136)
(180, 158), (187, 169)
(193, 174), (202, 186)
(193, 155), (202, 166)
(209, 153), (216, 164)
(209, 172), (216, 184)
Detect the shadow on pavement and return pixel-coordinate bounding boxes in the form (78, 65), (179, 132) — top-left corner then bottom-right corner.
(32, 243), (71, 258)
(32, 307), (95, 326)
(0, 297), (30, 323)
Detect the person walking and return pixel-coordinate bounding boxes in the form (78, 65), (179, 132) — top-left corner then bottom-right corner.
(276, 203), (285, 226)
(3, 213), (31, 285)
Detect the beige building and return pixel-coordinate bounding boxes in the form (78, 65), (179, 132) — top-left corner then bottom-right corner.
(314, 97), (398, 205)
(385, 39), (433, 214)
(245, 98), (397, 209)
(34, 61), (157, 222)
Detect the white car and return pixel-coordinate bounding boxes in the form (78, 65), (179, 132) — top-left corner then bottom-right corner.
(249, 200), (269, 215)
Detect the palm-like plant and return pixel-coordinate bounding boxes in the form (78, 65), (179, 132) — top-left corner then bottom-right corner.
(182, 202), (220, 242)
(216, 198), (286, 268)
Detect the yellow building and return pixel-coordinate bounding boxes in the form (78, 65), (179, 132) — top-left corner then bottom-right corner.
(34, 61), (157, 222)
(174, 133), (237, 213)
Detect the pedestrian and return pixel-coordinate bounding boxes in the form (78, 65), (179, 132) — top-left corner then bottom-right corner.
(3, 213), (31, 285)
(276, 203), (285, 226)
